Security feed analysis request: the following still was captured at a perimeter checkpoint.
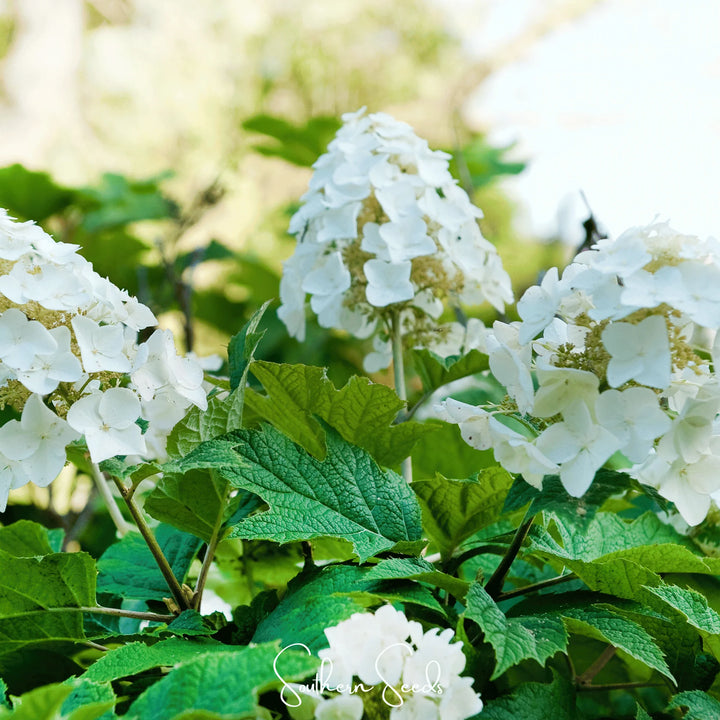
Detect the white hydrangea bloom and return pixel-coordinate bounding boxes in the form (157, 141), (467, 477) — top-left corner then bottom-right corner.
(312, 605), (482, 718)
(0, 394), (79, 511)
(66, 388), (147, 463)
(0, 210), (211, 509)
(441, 220), (720, 525)
(278, 107), (513, 368)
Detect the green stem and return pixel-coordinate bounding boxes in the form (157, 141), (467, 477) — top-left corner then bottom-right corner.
(48, 605), (176, 623)
(90, 463), (132, 536)
(391, 313), (412, 483)
(82, 641), (110, 652)
(576, 681), (663, 692)
(193, 475), (229, 610)
(484, 516), (534, 599)
(496, 572), (577, 602)
(444, 543), (510, 575)
(576, 645), (616, 686)
(109, 475), (189, 612)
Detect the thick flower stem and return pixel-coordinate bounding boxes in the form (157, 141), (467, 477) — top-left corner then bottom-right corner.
(576, 645), (617, 686)
(484, 516), (534, 599)
(391, 313), (413, 483)
(90, 463), (132, 537)
(193, 475), (229, 610)
(48, 605), (176, 623)
(109, 475), (190, 613)
(496, 572), (577, 602)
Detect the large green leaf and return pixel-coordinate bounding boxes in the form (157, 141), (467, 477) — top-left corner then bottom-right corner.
(96, 525), (201, 601)
(0, 547), (96, 661)
(560, 604), (674, 682)
(125, 642), (318, 720)
(252, 565), (374, 651)
(529, 512), (719, 600)
(364, 557), (470, 600)
(411, 420), (495, 480)
(646, 585), (720, 660)
(166, 426), (423, 562)
(83, 637), (234, 683)
(245, 361), (437, 466)
(0, 520), (62, 556)
(0, 164), (74, 221)
(480, 672), (576, 720)
(167, 302), (269, 459)
(503, 469), (635, 524)
(464, 584), (568, 679)
(667, 690), (720, 719)
(412, 467), (514, 559)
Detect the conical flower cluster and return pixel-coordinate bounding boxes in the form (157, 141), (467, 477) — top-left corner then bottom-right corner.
(278, 108), (512, 370)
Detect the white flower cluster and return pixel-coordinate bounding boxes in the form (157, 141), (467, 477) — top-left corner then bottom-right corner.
(278, 107), (512, 371)
(439, 221), (720, 526)
(0, 209), (208, 510)
(288, 605), (482, 720)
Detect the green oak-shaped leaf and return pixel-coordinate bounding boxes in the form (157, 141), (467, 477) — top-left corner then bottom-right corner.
(252, 564), (374, 651)
(364, 557), (470, 600)
(167, 302), (269, 459)
(561, 604), (674, 682)
(245, 360), (436, 466)
(61, 679), (115, 720)
(124, 642), (318, 720)
(0, 520), (62, 557)
(166, 426), (423, 562)
(0, 548), (96, 661)
(0, 684), (73, 720)
(96, 525), (201, 601)
(83, 637), (236, 683)
(503, 469), (635, 524)
(412, 468), (514, 559)
(411, 348), (489, 394)
(480, 671), (576, 720)
(464, 584), (568, 679)
(666, 690), (720, 719)
(646, 585), (720, 661)
(528, 513), (720, 600)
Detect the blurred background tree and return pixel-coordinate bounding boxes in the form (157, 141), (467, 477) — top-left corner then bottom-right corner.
(0, 0), (577, 363)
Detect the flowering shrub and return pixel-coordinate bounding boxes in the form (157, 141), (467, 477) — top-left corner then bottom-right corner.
(3, 122), (720, 720)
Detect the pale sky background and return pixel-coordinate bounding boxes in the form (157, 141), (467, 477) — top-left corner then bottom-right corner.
(440, 0), (720, 244)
